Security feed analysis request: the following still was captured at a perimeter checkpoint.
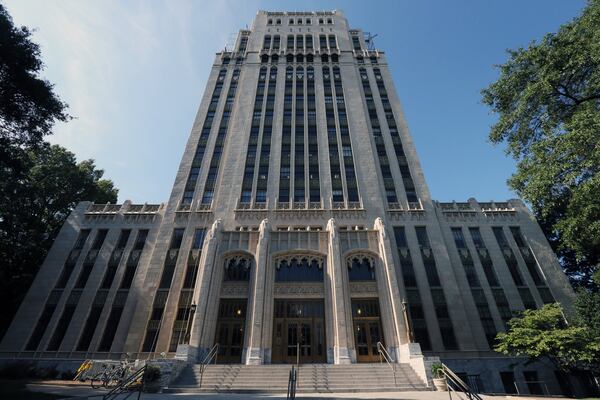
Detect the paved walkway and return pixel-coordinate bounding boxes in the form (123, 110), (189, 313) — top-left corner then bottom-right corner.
(26, 383), (573, 400)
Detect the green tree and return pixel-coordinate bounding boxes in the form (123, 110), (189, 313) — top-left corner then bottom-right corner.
(0, 5), (118, 338)
(0, 4), (69, 148)
(0, 144), (118, 338)
(495, 303), (600, 373)
(481, 0), (600, 288)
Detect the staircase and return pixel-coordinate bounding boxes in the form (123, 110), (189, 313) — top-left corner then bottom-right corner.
(167, 363), (428, 393)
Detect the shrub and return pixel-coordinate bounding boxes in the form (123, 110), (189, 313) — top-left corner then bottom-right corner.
(143, 365), (161, 383)
(431, 363), (444, 379)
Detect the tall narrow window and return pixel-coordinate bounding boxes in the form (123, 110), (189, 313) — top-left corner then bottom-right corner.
(451, 227), (496, 347)
(394, 227), (431, 350)
(358, 67), (397, 203)
(373, 67), (418, 203)
(294, 66), (306, 203)
(200, 69), (240, 205)
(180, 68), (227, 206)
(415, 226), (458, 350)
(493, 226), (537, 309)
(307, 66), (320, 203)
(279, 66), (294, 204)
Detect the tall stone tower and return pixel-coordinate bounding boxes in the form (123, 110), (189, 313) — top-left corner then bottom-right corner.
(1, 10), (576, 395)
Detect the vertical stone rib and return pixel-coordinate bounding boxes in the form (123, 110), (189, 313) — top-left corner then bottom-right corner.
(245, 219), (269, 364)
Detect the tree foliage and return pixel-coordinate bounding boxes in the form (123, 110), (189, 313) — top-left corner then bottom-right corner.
(495, 303), (600, 373)
(0, 4), (69, 148)
(481, 0), (600, 288)
(0, 4), (118, 338)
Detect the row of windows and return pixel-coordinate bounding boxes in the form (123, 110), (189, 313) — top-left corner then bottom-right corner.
(358, 67), (398, 203)
(143, 228), (206, 352)
(370, 67), (419, 203)
(267, 17), (333, 25)
(181, 68), (229, 206)
(264, 34), (337, 52)
(240, 66), (277, 204)
(27, 229), (149, 352)
(200, 68), (241, 205)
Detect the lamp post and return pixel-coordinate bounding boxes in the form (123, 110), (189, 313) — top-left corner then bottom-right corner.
(401, 299), (414, 343)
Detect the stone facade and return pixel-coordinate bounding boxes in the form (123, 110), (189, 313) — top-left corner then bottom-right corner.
(0, 10), (579, 396)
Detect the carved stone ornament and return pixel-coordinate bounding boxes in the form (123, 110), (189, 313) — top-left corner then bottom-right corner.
(259, 218), (270, 240)
(349, 282), (378, 293)
(459, 248), (470, 259)
(224, 254), (253, 270)
(346, 253), (376, 270)
(221, 283), (249, 296)
(274, 283), (324, 295)
(477, 248), (488, 258)
(422, 247), (432, 258)
(274, 254), (324, 270)
(326, 218), (337, 239)
(206, 218), (223, 241)
(374, 217), (386, 238)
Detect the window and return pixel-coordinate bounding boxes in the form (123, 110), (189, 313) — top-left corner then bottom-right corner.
(451, 227), (466, 249)
(415, 226), (430, 248)
(267, 18), (272, 25)
(74, 229), (91, 250)
(276, 19), (281, 25)
(347, 255), (376, 281)
(91, 229), (108, 250)
(224, 255), (252, 281)
(469, 227), (485, 248)
(170, 228), (185, 250)
(275, 256), (324, 282)
(133, 230), (149, 250)
(192, 228), (206, 249)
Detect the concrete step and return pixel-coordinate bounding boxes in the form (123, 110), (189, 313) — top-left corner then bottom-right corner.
(168, 362), (429, 393)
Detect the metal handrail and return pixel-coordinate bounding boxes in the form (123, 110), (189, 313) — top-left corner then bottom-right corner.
(287, 365), (297, 399)
(376, 342), (397, 387)
(441, 363), (483, 400)
(198, 343), (219, 388)
(103, 365), (146, 400)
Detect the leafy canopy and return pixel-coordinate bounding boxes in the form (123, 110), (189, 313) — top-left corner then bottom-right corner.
(495, 303), (600, 373)
(0, 5), (118, 338)
(481, 0), (600, 288)
(0, 4), (69, 147)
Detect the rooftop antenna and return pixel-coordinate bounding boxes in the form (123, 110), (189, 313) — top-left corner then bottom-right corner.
(364, 32), (378, 51)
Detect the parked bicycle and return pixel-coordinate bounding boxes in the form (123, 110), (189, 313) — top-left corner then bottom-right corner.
(90, 362), (130, 389)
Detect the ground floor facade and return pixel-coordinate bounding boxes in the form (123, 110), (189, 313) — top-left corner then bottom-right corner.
(1, 198), (586, 395)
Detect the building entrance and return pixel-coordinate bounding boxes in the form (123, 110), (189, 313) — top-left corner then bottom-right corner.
(352, 299), (384, 362)
(272, 300), (326, 363)
(215, 299), (247, 363)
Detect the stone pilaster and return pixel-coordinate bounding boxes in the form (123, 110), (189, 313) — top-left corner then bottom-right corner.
(326, 218), (352, 364)
(374, 217), (408, 361)
(187, 219), (222, 362)
(244, 219), (270, 364)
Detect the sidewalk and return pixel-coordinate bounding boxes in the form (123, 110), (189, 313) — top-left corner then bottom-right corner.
(25, 382), (583, 400)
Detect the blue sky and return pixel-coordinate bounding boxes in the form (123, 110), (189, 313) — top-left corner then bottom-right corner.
(4, 0), (587, 204)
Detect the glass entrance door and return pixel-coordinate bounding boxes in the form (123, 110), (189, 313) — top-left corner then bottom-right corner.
(352, 299), (384, 362)
(215, 299), (247, 363)
(272, 300), (326, 363)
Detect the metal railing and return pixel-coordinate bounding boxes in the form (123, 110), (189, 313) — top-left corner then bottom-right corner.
(198, 343), (219, 388)
(376, 342), (397, 387)
(103, 365), (146, 400)
(441, 363), (483, 400)
(287, 365), (297, 400)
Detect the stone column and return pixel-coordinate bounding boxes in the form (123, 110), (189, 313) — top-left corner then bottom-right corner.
(187, 219), (222, 361)
(374, 217), (408, 361)
(244, 219), (270, 364)
(326, 218), (352, 364)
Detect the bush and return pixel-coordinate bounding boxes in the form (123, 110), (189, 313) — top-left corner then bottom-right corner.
(61, 370), (76, 380)
(431, 363), (444, 379)
(0, 361), (36, 379)
(143, 365), (161, 383)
